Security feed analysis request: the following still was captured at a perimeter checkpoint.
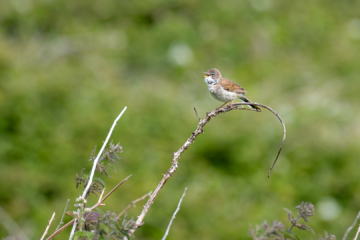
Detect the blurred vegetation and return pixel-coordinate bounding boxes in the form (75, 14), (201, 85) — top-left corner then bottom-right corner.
(1, 0), (360, 239)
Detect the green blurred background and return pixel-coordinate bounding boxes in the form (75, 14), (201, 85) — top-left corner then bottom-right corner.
(1, 0), (360, 239)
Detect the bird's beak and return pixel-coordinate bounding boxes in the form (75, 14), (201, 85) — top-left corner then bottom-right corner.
(203, 72), (209, 78)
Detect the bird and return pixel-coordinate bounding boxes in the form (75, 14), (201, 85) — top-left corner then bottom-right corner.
(203, 68), (260, 110)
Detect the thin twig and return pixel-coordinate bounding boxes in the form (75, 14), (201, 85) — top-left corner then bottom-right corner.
(69, 107), (127, 240)
(98, 188), (106, 204)
(40, 212), (56, 240)
(89, 175), (132, 211)
(53, 199), (69, 235)
(355, 225), (360, 240)
(161, 187), (188, 240)
(47, 219), (75, 240)
(343, 210), (360, 240)
(194, 107), (201, 122)
(129, 102), (285, 235)
(116, 192), (152, 220)
(243, 102), (286, 178)
(47, 175), (131, 240)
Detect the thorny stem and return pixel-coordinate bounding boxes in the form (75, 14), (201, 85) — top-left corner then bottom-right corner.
(129, 102), (286, 235)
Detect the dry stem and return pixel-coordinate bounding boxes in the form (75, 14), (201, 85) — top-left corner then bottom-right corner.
(161, 187), (188, 240)
(129, 102), (286, 235)
(40, 212), (55, 240)
(343, 210), (360, 240)
(82, 106), (127, 199)
(355, 225), (360, 240)
(53, 199), (69, 235)
(89, 175), (131, 211)
(116, 192), (152, 220)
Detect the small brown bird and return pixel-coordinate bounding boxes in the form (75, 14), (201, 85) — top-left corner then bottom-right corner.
(203, 68), (260, 110)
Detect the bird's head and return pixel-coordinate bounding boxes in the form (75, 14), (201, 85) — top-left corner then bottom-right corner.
(203, 68), (221, 84)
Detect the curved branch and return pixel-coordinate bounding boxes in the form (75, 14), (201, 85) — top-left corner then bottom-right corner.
(238, 102), (286, 178)
(129, 102), (286, 235)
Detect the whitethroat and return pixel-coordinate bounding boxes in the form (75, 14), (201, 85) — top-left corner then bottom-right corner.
(203, 68), (260, 110)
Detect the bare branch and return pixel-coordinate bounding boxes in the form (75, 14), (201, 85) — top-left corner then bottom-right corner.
(343, 210), (360, 240)
(40, 212), (56, 240)
(116, 192), (152, 220)
(47, 219), (75, 240)
(355, 225), (360, 240)
(242, 102), (286, 178)
(161, 187), (188, 240)
(129, 102), (285, 235)
(82, 106), (127, 199)
(98, 188), (106, 204)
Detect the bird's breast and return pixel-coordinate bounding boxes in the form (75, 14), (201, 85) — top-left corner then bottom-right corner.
(207, 84), (240, 102)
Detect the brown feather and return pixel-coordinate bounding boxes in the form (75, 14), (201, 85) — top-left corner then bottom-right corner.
(219, 78), (247, 94)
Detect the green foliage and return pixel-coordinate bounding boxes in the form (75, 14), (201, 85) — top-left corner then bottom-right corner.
(75, 141), (122, 198)
(284, 202), (315, 234)
(77, 210), (135, 240)
(73, 231), (95, 240)
(1, 0), (360, 239)
(249, 220), (286, 240)
(93, 141), (122, 177)
(92, 211), (134, 240)
(69, 141), (134, 239)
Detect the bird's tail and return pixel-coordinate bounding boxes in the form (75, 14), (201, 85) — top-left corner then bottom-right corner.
(239, 95), (260, 110)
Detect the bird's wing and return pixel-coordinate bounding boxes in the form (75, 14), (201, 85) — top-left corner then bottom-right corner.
(220, 78), (248, 94)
